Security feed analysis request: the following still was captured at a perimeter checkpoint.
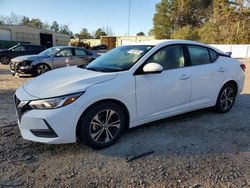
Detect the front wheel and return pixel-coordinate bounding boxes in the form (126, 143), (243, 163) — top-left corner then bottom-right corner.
(34, 63), (50, 76)
(78, 102), (126, 149)
(215, 83), (237, 113)
(0, 56), (10, 65)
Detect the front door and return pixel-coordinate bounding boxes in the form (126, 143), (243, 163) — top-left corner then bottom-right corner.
(135, 45), (191, 120)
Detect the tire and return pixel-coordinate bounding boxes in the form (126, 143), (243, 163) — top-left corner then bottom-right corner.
(0, 56), (10, 65)
(78, 102), (126, 149)
(215, 82), (237, 113)
(34, 63), (50, 76)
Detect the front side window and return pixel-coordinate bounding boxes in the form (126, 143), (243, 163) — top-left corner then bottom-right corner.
(39, 47), (61, 56)
(146, 45), (185, 70)
(14, 46), (25, 51)
(188, 45), (210, 66)
(86, 45), (153, 72)
(75, 49), (87, 56)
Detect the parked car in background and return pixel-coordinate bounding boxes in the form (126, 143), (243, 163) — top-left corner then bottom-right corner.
(92, 44), (108, 50)
(14, 40), (245, 149)
(10, 46), (99, 76)
(0, 44), (46, 65)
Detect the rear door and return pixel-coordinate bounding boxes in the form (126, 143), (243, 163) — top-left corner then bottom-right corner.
(72, 48), (92, 66)
(25, 45), (38, 55)
(186, 45), (225, 108)
(52, 48), (74, 69)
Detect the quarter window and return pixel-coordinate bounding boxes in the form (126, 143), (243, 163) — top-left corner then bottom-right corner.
(146, 45), (185, 70)
(209, 49), (218, 62)
(75, 49), (87, 56)
(187, 45), (210, 66)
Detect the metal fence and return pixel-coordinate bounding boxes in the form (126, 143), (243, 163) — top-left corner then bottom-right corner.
(211, 44), (250, 59)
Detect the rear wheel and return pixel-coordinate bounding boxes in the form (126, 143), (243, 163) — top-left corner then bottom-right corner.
(35, 63), (50, 76)
(215, 83), (237, 113)
(0, 56), (10, 65)
(78, 102), (126, 149)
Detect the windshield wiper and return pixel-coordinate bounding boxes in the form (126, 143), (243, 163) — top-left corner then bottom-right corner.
(85, 67), (104, 72)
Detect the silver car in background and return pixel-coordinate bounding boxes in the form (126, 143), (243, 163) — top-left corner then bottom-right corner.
(10, 46), (99, 76)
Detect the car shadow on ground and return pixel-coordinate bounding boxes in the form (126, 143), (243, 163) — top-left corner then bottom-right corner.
(1, 91), (250, 161)
(100, 93), (250, 158)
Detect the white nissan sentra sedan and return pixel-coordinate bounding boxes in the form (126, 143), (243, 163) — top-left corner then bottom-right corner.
(14, 40), (246, 149)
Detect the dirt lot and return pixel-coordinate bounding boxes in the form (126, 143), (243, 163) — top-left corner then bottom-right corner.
(0, 60), (250, 187)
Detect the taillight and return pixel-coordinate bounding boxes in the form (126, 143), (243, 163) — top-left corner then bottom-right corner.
(240, 64), (246, 72)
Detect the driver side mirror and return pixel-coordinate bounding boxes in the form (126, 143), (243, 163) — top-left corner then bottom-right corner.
(225, 52), (232, 57)
(143, 62), (163, 74)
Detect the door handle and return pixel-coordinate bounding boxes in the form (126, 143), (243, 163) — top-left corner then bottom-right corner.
(179, 74), (190, 80)
(218, 67), (225, 72)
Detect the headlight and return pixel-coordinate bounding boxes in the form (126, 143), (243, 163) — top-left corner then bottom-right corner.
(29, 92), (83, 109)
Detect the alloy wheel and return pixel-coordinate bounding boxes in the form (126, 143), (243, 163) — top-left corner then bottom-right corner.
(0, 56), (10, 65)
(220, 87), (235, 111)
(37, 64), (49, 75)
(89, 109), (121, 143)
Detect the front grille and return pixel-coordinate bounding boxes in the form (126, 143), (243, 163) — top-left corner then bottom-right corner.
(14, 95), (32, 121)
(10, 61), (26, 73)
(14, 95), (21, 107)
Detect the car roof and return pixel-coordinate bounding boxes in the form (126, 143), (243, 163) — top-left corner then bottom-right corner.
(20, 44), (45, 47)
(51, 46), (86, 50)
(123, 39), (226, 54)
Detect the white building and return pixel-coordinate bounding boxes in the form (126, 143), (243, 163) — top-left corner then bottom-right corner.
(0, 25), (70, 48)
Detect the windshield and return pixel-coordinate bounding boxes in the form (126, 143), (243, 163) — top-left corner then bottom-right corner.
(86, 45), (153, 72)
(39, 47), (61, 56)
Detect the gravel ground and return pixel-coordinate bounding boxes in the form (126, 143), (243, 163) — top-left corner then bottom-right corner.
(0, 59), (250, 187)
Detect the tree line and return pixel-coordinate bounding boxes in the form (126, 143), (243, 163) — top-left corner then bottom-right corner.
(153, 0), (250, 44)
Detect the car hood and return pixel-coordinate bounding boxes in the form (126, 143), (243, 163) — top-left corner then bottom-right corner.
(23, 66), (118, 98)
(0, 49), (8, 53)
(12, 54), (47, 61)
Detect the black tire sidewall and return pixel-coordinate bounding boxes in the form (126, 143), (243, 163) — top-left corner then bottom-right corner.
(216, 83), (236, 113)
(0, 56), (10, 65)
(79, 102), (126, 149)
(34, 63), (50, 76)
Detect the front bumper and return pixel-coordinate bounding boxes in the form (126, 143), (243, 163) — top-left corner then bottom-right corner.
(10, 61), (34, 75)
(15, 88), (81, 144)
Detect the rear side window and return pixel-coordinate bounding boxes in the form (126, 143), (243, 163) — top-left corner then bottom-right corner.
(26, 46), (35, 51)
(209, 49), (218, 62)
(187, 45), (210, 66)
(75, 49), (87, 56)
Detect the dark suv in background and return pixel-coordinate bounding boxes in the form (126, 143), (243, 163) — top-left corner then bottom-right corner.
(0, 44), (46, 65)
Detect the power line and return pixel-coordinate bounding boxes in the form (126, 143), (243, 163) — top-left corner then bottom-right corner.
(128, 0), (131, 36)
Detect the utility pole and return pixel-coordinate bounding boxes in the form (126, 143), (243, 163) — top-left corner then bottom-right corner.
(128, 0), (131, 36)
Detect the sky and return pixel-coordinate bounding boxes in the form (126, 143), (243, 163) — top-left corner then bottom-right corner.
(0, 0), (161, 36)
